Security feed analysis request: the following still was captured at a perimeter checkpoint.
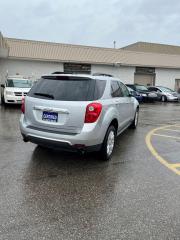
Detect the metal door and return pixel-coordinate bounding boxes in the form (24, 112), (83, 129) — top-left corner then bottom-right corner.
(175, 79), (180, 93)
(134, 74), (155, 86)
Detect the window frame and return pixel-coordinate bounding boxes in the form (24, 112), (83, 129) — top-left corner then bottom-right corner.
(111, 80), (123, 98)
(111, 80), (130, 98)
(118, 82), (130, 97)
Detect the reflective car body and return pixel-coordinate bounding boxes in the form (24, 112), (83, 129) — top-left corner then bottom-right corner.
(126, 84), (158, 102)
(148, 86), (179, 102)
(127, 86), (143, 103)
(20, 74), (139, 159)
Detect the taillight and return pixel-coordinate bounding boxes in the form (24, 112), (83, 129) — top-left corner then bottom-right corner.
(85, 103), (102, 123)
(21, 97), (25, 114)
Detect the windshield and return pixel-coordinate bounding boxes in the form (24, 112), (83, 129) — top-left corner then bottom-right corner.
(127, 87), (134, 92)
(158, 87), (174, 93)
(6, 79), (33, 88)
(28, 76), (106, 101)
(135, 85), (148, 91)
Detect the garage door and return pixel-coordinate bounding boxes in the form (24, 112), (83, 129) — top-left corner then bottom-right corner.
(134, 74), (155, 86)
(175, 79), (180, 92)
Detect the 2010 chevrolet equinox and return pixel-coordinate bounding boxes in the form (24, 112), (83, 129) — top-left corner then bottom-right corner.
(20, 74), (139, 160)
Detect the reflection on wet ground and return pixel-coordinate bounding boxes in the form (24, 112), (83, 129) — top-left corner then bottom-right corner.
(0, 103), (180, 239)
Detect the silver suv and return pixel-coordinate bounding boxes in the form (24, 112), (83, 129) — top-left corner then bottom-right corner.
(20, 74), (139, 160)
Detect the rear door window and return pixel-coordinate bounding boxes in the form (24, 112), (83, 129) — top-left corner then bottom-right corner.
(111, 81), (123, 97)
(28, 76), (106, 101)
(119, 82), (130, 97)
(154, 88), (161, 92)
(149, 87), (156, 91)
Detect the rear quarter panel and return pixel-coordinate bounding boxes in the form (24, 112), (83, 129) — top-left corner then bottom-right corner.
(98, 99), (119, 139)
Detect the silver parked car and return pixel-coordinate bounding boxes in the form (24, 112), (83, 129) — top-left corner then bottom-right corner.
(20, 74), (139, 160)
(148, 86), (179, 102)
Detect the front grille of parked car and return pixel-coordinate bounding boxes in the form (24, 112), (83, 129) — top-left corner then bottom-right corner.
(14, 92), (27, 96)
(14, 92), (22, 96)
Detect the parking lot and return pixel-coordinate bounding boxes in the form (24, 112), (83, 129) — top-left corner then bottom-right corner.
(0, 102), (180, 240)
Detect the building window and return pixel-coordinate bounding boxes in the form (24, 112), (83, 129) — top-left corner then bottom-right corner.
(136, 67), (155, 74)
(64, 63), (91, 74)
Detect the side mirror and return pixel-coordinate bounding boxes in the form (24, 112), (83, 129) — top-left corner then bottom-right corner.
(1, 84), (5, 88)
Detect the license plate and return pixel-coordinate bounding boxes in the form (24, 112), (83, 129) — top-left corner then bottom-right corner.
(42, 111), (58, 122)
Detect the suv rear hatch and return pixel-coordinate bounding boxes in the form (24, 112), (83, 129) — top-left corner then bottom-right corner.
(25, 75), (106, 134)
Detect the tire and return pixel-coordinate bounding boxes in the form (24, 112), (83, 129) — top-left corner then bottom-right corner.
(37, 144), (48, 149)
(100, 125), (116, 161)
(130, 109), (139, 129)
(1, 94), (5, 105)
(161, 95), (167, 102)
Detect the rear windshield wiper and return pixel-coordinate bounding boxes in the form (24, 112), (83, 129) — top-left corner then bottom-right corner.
(34, 92), (54, 99)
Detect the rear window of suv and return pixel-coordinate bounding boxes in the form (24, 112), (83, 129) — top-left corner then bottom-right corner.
(28, 76), (106, 101)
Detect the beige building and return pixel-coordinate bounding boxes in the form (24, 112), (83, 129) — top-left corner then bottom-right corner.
(1, 32), (180, 90)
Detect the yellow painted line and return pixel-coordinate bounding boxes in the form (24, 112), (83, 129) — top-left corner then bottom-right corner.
(170, 125), (180, 128)
(153, 133), (180, 140)
(146, 125), (180, 176)
(170, 163), (180, 169)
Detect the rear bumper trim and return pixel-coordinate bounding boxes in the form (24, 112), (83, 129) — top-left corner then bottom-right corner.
(22, 134), (101, 152)
(27, 125), (77, 135)
(25, 134), (73, 145)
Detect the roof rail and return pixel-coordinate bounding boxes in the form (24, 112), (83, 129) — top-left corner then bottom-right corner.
(52, 71), (65, 74)
(92, 73), (114, 77)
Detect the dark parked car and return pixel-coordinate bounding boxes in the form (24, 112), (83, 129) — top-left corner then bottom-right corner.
(126, 84), (158, 102)
(148, 86), (179, 102)
(127, 86), (143, 103)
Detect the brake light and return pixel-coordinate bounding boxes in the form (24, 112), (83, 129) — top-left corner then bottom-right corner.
(21, 97), (25, 114)
(85, 103), (102, 123)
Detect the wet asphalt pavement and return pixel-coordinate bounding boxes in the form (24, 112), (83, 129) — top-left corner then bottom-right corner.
(0, 102), (180, 240)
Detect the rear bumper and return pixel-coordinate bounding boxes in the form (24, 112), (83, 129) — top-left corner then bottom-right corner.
(20, 115), (104, 152)
(22, 133), (101, 152)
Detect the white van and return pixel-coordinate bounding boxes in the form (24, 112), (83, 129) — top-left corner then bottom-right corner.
(1, 75), (33, 104)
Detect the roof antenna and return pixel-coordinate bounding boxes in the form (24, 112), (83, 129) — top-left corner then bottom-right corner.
(113, 41), (116, 49)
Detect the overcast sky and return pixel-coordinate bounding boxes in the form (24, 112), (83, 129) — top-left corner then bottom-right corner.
(1, 0), (180, 48)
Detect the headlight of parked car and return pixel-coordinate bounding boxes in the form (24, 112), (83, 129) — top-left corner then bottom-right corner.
(142, 94), (147, 97)
(6, 91), (14, 95)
